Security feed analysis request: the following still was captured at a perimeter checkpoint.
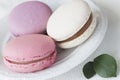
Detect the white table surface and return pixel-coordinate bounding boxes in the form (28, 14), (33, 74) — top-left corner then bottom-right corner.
(0, 0), (120, 80)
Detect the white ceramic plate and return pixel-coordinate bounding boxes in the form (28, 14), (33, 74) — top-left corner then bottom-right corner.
(0, 0), (107, 80)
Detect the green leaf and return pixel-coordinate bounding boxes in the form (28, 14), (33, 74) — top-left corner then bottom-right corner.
(83, 62), (96, 79)
(93, 54), (117, 78)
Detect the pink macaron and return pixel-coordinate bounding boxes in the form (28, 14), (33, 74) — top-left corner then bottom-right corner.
(3, 34), (56, 73)
(8, 1), (52, 37)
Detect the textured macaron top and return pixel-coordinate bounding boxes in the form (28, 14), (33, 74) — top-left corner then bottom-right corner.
(47, 0), (91, 41)
(4, 34), (56, 62)
(9, 1), (52, 37)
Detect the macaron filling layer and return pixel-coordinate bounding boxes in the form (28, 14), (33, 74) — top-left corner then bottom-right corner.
(58, 13), (93, 43)
(4, 50), (55, 65)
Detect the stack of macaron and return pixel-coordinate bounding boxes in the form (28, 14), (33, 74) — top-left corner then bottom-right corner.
(3, 0), (97, 73)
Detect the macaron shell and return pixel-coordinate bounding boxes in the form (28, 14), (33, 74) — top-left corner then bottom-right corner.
(4, 34), (55, 62)
(9, 1), (52, 37)
(47, 0), (91, 41)
(58, 14), (97, 48)
(4, 50), (56, 73)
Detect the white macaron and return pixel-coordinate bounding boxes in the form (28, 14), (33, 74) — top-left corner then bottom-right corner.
(47, 0), (97, 49)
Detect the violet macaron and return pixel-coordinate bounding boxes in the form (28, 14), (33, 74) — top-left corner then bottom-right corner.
(3, 34), (56, 73)
(8, 1), (52, 37)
